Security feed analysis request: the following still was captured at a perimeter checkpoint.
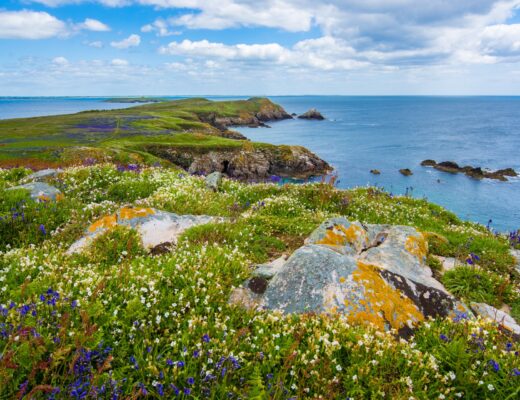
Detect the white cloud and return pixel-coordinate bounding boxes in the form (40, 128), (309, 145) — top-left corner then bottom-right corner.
(111, 58), (129, 66)
(110, 34), (141, 49)
(86, 41), (103, 48)
(141, 19), (181, 37)
(52, 56), (69, 65)
(77, 18), (111, 32)
(0, 10), (66, 39)
(159, 37), (369, 70)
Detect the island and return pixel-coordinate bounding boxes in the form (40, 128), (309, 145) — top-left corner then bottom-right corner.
(104, 97), (168, 103)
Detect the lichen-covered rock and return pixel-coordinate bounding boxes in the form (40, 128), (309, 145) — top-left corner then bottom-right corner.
(305, 217), (368, 256)
(8, 182), (63, 202)
(68, 207), (216, 254)
(252, 255), (287, 279)
(471, 302), (520, 336)
(25, 168), (63, 182)
(205, 171), (223, 191)
(232, 218), (470, 334)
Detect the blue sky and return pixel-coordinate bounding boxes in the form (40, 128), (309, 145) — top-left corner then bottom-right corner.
(1, 1), (520, 95)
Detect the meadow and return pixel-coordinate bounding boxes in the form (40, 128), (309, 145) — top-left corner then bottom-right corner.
(0, 164), (519, 399)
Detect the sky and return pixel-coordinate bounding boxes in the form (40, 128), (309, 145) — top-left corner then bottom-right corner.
(1, 0), (520, 95)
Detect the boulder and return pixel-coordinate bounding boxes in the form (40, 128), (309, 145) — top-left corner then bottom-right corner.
(471, 302), (520, 336)
(370, 169), (381, 175)
(25, 168), (63, 182)
(399, 168), (413, 176)
(68, 207), (216, 254)
(7, 182), (63, 202)
(252, 255), (288, 279)
(205, 171), (223, 191)
(298, 109), (325, 120)
(231, 218), (470, 334)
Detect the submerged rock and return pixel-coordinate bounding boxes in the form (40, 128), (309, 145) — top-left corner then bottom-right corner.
(421, 160), (517, 181)
(8, 182), (63, 202)
(399, 168), (413, 176)
(298, 109), (325, 120)
(68, 207), (216, 254)
(231, 217), (470, 334)
(205, 171), (223, 192)
(471, 302), (520, 336)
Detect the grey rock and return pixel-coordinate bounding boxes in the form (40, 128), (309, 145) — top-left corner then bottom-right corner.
(471, 302), (520, 336)
(25, 168), (62, 182)
(205, 171), (223, 191)
(68, 207), (217, 254)
(252, 255), (287, 279)
(8, 182), (62, 202)
(298, 109), (325, 120)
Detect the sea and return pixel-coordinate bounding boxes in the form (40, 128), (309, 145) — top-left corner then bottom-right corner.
(1, 96), (519, 232)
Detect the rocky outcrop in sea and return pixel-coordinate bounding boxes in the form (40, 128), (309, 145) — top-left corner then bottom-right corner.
(421, 160), (518, 181)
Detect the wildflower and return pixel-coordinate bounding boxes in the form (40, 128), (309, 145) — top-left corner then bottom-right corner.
(39, 224), (47, 235)
(202, 333), (210, 343)
(439, 334), (449, 342)
(186, 377), (194, 385)
(488, 359), (500, 372)
(487, 384), (495, 391)
(177, 361), (185, 368)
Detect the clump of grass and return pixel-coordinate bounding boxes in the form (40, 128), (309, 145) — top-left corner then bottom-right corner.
(442, 266), (516, 307)
(88, 225), (146, 265)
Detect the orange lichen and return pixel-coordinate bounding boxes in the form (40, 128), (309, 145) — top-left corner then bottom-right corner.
(405, 234), (428, 260)
(88, 215), (117, 233)
(343, 261), (424, 331)
(56, 193), (64, 202)
(119, 207), (155, 220)
(37, 195), (51, 202)
(339, 277), (346, 283)
(316, 224), (367, 249)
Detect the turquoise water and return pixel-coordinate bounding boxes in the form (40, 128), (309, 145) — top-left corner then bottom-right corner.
(1, 96), (519, 232)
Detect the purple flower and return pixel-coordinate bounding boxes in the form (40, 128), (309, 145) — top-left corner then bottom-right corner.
(177, 361), (185, 368)
(440, 334), (449, 342)
(39, 224), (47, 235)
(183, 387), (191, 395)
(186, 377), (194, 385)
(202, 334), (210, 343)
(488, 359), (500, 372)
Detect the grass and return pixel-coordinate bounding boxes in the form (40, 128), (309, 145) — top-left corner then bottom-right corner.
(0, 163), (518, 399)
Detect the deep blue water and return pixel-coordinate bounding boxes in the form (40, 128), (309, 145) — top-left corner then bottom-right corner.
(0, 96), (519, 232)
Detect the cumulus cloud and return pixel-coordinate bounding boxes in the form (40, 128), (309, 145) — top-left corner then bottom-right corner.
(110, 34), (141, 49)
(141, 18), (181, 37)
(111, 58), (129, 66)
(52, 56), (69, 65)
(0, 10), (66, 39)
(77, 18), (111, 32)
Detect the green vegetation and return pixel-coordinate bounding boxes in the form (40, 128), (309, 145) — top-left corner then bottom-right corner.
(0, 164), (518, 399)
(0, 97), (284, 169)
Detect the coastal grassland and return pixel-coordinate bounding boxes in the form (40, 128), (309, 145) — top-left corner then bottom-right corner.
(0, 97), (285, 168)
(0, 164), (519, 399)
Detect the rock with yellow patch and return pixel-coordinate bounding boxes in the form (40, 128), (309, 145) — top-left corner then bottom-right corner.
(305, 217), (368, 255)
(67, 207), (216, 254)
(7, 182), (62, 202)
(234, 217), (472, 334)
(359, 225), (445, 292)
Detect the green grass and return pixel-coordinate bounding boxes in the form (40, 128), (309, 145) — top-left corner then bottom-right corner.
(0, 164), (518, 399)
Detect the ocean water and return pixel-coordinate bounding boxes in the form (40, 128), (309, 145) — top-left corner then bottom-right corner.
(238, 96), (520, 232)
(1, 96), (519, 232)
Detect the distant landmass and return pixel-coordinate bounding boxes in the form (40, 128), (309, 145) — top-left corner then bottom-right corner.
(104, 97), (168, 103)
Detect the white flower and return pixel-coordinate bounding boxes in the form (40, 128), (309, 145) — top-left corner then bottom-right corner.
(487, 384), (494, 391)
(336, 365), (342, 371)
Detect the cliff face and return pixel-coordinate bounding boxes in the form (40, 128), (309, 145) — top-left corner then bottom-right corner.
(143, 143), (331, 180)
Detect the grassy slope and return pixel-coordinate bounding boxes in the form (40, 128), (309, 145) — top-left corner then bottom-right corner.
(0, 165), (519, 399)
(0, 97), (284, 167)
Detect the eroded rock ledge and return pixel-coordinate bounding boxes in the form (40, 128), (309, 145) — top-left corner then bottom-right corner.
(144, 144), (332, 180)
(421, 160), (518, 181)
